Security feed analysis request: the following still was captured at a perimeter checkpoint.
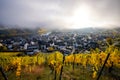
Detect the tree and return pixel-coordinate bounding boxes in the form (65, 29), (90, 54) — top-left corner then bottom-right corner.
(0, 44), (7, 51)
(106, 38), (113, 46)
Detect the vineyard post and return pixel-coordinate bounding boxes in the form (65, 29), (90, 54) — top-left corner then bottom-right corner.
(0, 66), (8, 80)
(72, 53), (75, 71)
(54, 52), (57, 80)
(59, 53), (65, 80)
(96, 53), (110, 80)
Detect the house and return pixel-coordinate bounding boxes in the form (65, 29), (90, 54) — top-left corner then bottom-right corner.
(27, 44), (39, 51)
(24, 43), (29, 50)
(26, 49), (40, 55)
(26, 44), (40, 55)
(0, 43), (3, 47)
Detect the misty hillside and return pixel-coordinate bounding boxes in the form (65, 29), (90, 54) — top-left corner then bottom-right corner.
(0, 25), (120, 37)
(0, 27), (35, 37)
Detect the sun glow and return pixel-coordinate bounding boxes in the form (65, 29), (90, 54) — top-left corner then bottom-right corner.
(66, 5), (94, 29)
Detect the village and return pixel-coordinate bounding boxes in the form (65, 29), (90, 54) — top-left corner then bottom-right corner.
(0, 30), (115, 55)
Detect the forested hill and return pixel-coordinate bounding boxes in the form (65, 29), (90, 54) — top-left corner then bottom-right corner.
(0, 28), (35, 38)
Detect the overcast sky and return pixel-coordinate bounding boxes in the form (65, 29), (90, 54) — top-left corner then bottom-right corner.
(0, 0), (120, 29)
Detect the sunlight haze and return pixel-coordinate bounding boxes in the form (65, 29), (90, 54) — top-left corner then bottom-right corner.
(0, 0), (120, 29)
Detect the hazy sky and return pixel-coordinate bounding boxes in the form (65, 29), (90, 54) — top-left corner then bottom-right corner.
(0, 0), (120, 29)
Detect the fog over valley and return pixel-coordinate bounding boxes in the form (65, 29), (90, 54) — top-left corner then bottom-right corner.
(0, 0), (120, 29)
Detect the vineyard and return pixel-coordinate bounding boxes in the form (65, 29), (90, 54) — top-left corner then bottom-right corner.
(0, 46), (120, 80)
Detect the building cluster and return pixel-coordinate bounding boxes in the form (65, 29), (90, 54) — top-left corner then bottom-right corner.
(0, 31), (111, 54)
